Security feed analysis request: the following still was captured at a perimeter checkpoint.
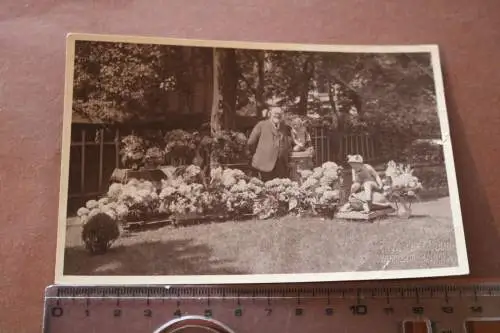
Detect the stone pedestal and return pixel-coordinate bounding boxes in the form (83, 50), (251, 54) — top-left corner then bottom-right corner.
(110, 168), (168, 185)
(289, 150), (314, 181)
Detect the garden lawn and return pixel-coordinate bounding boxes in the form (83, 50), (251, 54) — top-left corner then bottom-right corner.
(63, 197), (458, 276)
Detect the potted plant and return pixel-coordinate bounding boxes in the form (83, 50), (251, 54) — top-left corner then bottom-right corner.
(144, 147), (165, 169)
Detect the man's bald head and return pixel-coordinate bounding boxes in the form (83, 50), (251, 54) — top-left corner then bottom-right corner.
(269, 107), (284, 125)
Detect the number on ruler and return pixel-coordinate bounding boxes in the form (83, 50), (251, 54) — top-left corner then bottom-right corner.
(383, 307), (394, 315)
(234, 308), (243, 317)
(350, 305), (367, 315)
(265, 308), (272, 316)
(85, 309), (90, 317)
(51, 307), (63, 317)
(325, 308), (334, 316)
(113, 309), (122, 317)
(204, 309), (212, 318)
(295, 308), (303, 316)
(144, 309), (152, 317)
(173, 309), (182, 317)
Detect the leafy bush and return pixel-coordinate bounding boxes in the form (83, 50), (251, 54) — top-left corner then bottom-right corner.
(211, 131), (250, 165)
(413, 165), (448, 191)
(401, 141), (444, 165)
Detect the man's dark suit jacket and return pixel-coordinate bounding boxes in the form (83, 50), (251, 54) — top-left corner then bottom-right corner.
(247, 119), (291, 172)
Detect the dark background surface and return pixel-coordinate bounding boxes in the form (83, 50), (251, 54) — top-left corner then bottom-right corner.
(1, 1), (500, 332)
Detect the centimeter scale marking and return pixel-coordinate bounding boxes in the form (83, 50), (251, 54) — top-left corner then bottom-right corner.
(44, 284), (500, 333)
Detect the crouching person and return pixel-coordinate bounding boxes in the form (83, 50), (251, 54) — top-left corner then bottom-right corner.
(347, 154), (383, 213)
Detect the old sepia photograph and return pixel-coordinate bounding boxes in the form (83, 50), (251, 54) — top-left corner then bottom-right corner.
(55, 34), (469, 284)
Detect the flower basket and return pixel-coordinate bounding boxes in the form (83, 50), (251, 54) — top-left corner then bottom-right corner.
(383, 161), (423, 219)
(289, 151), (314, 181)
(312, 203), (338, 219)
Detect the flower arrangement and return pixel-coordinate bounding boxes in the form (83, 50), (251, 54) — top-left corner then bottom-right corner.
(78, 160), (346, 229)
(383, 160), (423, 201)
(158, 180), (205, 217)
(298, 161), (343, 217)
(116, 179), (161, 221)
(208, 167), (259, 217)
(255, 178), (307, 219)
(144, 147), (165, 168)
(210, 130), (250, 164)
(164, 129), (200, 164)
(225, 178), (263, 217)
(120, 135), (146, 169)
(118, 130), (250, 171)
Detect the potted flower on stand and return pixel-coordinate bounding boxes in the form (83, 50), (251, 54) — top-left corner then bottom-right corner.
(120, 134), (146, 170)
(110, 134), (167, 186)
(144, 147), (165, 169)
(383, 161), (423, 218)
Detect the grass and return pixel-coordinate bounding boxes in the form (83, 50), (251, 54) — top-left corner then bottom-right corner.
(63, 197), (458, 276)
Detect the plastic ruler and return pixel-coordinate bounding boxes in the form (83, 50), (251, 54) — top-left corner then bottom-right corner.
(43, 283), (500, 333)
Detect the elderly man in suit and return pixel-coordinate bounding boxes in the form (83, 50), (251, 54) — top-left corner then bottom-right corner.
(247, 107), (292, 181)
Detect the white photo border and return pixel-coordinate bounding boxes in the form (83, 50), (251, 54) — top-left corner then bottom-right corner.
(54, 33), (469, 285)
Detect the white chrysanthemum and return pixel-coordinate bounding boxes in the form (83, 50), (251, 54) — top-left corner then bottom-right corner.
(137, 189), (151, 198)
(102, 209), (117, 220)
(210, 167), (223, 181)
(249, 177), (264, 187)
(127, 178), (140, 186)
(322, 190), (339, 200)
(312, 167), (324, 179)
(107, 183), (123, 199)
(88, 208), (101, 218)
(98, 197), (109, 206)
(322, 161), (339, 170)
(115, 204), (129, 218)
(85, 200), (98, 210)
(315, 185), (331, 195)
(298, 169), (313, 179)
(301, 177), (318, 190)
(323, 169), (338, 179)
(223, 176), (237, 188)
(185, 165), (201, 177)
(77, 207), (90, 217)
(160, 186), (176, 198)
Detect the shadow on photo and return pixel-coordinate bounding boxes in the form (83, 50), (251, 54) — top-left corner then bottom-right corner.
(63, 238), (247, 276)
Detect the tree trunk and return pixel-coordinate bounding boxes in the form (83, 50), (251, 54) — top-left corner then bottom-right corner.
(297, 56), (314, 115)
(210, 49), (222, 136)
(327, 79), (346, 132)
(210, 49), (223, 171)
(327, 79), (344, 161)
(221, 49), (237, 130)
(256, 52), (266, 118)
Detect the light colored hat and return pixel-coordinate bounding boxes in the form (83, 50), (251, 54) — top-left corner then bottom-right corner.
(347, 154), (363, 164)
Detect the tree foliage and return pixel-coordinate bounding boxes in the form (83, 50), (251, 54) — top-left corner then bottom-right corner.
(73, 41), (212, 123)
(73, 41), (440, 143)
